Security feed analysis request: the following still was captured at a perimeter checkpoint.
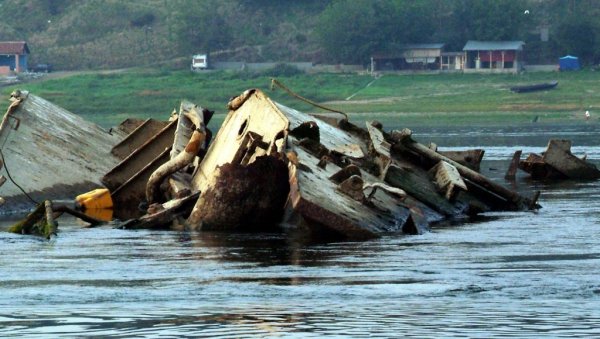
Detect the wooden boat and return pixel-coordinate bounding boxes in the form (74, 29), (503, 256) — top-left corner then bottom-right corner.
(0, 90), (127, 214)
(518, 139), (600, 180)
(510, 81), (558, 93)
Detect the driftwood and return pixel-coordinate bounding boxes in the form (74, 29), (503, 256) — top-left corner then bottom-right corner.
(118, 192), (200, 230)
(429, 160), (467, 201)
(52, 205), (105, 227)
(8, 200), (57, 239)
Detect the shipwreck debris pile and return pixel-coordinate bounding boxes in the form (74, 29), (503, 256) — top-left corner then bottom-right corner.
(512, 139), (600, 180)
(2, 87), (544, 240)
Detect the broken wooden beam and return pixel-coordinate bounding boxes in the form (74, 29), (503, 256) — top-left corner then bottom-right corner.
(542, 139), (600, 180)
(366, 121), (392, 179)
(429, 160), (468, 201)
(8, 200), (57, 239)
(505, 150), (522, 180)
(392, 130), (537, 210)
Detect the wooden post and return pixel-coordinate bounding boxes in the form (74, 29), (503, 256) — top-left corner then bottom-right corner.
(44, 200), (57, 238)
(505, 150), (522, 180)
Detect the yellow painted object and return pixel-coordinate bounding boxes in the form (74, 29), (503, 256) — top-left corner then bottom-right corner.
(84, 208), (114, 222)
(76, 188), (113, 211)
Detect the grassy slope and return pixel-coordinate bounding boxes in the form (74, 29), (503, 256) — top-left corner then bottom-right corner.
(3, 69), (599, 128)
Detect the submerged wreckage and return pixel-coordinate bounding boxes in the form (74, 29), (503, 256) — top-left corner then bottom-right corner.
(513, 139), (600, 180)
(2, 86), (543, 240)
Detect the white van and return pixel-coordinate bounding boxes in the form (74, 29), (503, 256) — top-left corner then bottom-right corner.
(191, 54), (209, 70)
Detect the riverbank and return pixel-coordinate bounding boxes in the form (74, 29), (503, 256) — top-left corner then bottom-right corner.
(2, 69), (598, 127)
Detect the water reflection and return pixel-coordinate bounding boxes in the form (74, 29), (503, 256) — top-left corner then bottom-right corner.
(1, 124), (600, 337)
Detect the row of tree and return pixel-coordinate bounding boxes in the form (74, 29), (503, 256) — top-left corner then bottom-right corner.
(315, 0), (600, 65)
(0, 0), (599, 69)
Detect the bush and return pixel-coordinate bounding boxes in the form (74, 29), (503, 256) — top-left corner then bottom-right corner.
(263, 63), (304, 77)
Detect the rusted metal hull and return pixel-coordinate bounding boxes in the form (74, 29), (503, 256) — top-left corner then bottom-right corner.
(0, 91), (126, 214)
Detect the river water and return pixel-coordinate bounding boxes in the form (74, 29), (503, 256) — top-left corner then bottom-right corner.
(1, 122), (599, 338)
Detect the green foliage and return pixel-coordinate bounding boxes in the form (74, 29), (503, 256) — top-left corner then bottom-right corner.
(3, 0), (600, 68)
(263, 63), (303, 77)
(172, 0), (233, 55)
(316, 0), (400, 63)
(555, 21), (596, 63)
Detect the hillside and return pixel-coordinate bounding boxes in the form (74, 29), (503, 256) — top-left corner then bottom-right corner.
(0, 0), (326, 70)
(1, 0), (600, 70)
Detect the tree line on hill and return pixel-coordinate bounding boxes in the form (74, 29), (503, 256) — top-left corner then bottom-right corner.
(0, 0), (598, 70)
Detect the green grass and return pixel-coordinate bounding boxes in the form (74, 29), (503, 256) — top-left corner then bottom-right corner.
(3, 68), (600, 127)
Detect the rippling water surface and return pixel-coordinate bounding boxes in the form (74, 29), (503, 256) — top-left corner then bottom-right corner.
(1, 123), (599, 337)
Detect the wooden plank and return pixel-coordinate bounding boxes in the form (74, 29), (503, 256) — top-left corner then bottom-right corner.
(366, 121), (392, 178)
(392, 133), (535, 210)
(429, 160), (467, 201)
(102, 120), (176, 191)
(110, 119), (169, 159)
(386, 164), (462, 216)
(505, 150), (522, 180)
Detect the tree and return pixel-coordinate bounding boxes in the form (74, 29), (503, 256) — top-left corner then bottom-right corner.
(172, 0), (233, 55)
(555, 21), (596, 63)
(450, 0), (527, 42)
(315, 0), (398, 63)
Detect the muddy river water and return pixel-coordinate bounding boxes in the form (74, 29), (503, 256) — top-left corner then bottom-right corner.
(1, 122), (599, 337)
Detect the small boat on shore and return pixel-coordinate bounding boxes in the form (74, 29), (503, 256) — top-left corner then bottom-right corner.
(510, 80), (558, 93)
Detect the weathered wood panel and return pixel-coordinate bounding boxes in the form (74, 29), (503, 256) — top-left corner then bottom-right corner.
(0, 91), (124, 213)
(102, 120), (176, 191)
(111, 119), (169, 160)
(542, 139), (600, 180)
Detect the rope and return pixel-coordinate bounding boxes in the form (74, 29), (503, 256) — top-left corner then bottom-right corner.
(270, 78), (348, 121)
(0, 149), (38, 206)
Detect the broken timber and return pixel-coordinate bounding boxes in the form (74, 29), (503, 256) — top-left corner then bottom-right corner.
(519, 139), (600, 180)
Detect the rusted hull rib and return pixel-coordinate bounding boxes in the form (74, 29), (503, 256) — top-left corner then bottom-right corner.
(0, 91), (125, 214)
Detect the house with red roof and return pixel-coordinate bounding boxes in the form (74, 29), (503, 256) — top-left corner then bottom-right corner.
(0, 41), (30, 74)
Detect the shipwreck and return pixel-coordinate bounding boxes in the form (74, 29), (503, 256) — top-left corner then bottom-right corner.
(3, 85), (541, 240)
(0, 90), (129, 213)
(511, 139), (600, 180)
